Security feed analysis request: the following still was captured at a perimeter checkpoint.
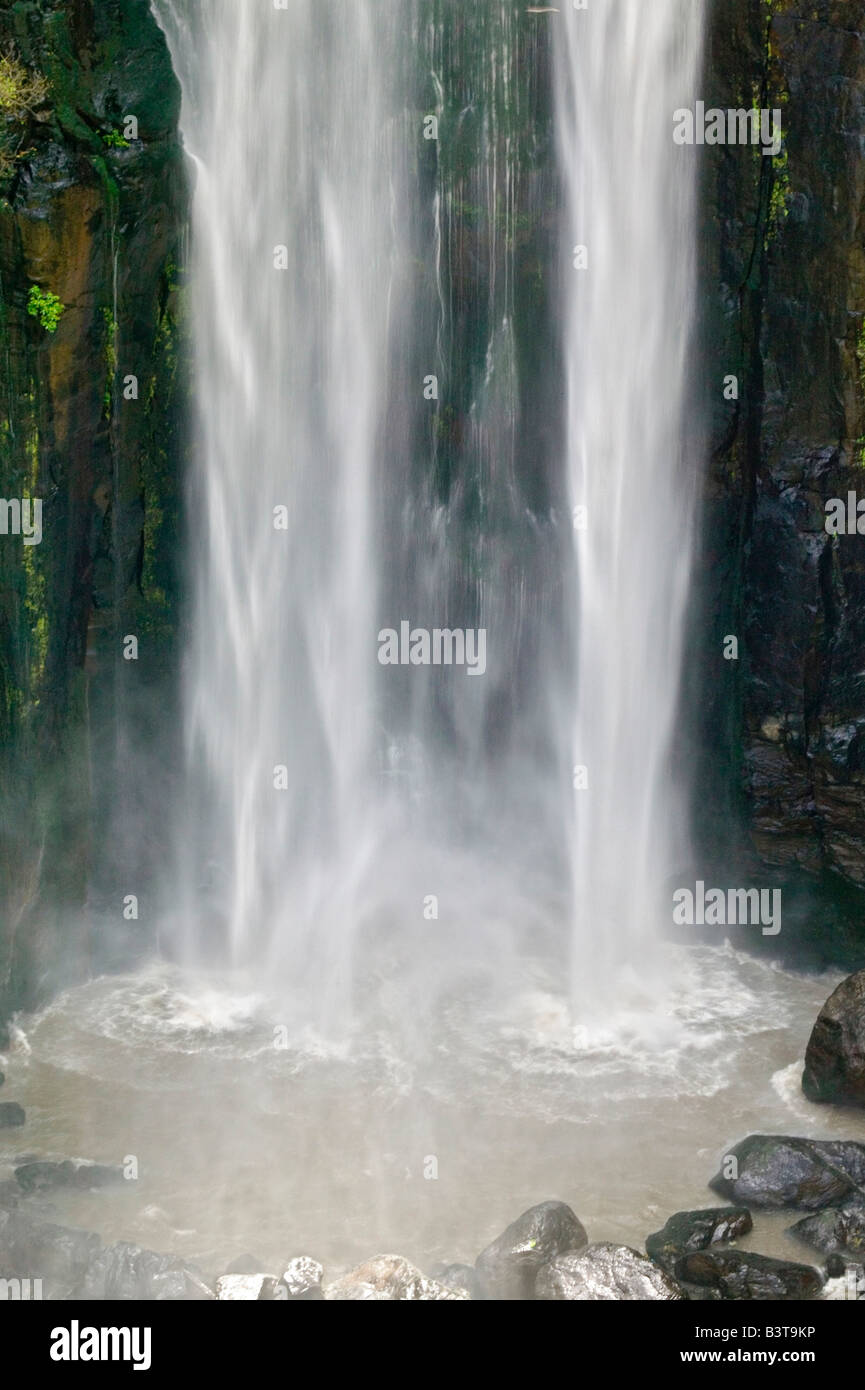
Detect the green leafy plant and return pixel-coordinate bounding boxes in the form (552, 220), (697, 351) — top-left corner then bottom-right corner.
(27, 285), (65, 334)
(101, 129), (129, 149)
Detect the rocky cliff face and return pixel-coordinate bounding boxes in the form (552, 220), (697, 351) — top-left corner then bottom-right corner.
(0, 0), (185, 1021)
(698, 0), (865, 933)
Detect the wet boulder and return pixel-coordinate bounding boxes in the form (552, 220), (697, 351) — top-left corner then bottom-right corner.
(325, 1254), (468, 1301)
(788, 1194), (865, 1258)
(0, 1210), (101, 1299)
(324, 1280), (392, 1301)
(646, 1207), (752, 1273)
(475, 1200), (588, 1299)
(282, 1256), (324, 1300)
(77, 1241), (213, 1300)
(0, 1103), (25, 1129)
(428, 1262), (484, 1300)
(216, 1274), (281, 1301)
(676, 1249), (822, 1300)
(709, 1135), (865, 1210)
(537, 1243), (687, 1300)
(802, 971), (865, 1107)
(0, 1208), (213, 1300)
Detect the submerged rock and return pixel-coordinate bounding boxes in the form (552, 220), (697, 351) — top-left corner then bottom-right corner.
(709, 1135), (865, 1210)
(788, 1195), (865, 1257)
(802, 971), (865, 1107)
(646, 1207), (752, 1273)
(325, 1255), (467, 1301)
(537, 1243), (686, 1301)
(282, 1256), (324, 1300)
(15, 1160), (124, 1194)
(475, 1200), (588, 1299)
(0, 1180), (21, 1209)
(0, 1102), (25, 1128)
(676, 1249), (822, 1301)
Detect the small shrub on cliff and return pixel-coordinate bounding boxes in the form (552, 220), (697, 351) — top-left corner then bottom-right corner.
(0, 51), (48, 119)
(27, 286), (65, 334)
(0, 49), (50, 182)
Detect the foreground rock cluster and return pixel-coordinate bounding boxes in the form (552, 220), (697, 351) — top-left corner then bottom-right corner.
(0, 1195), (677, 1300)
(1, 1168), (863, 1301)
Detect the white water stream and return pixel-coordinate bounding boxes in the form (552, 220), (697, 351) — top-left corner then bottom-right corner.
(556, 3), (704, 1003)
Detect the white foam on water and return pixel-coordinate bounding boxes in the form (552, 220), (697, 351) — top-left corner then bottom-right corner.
(3, 950), (863, 1271)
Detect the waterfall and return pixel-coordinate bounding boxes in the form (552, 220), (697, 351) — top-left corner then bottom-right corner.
(148, 0), (561, 1024)
(554, 3), (704, 1007)
(150, 0), (703, 1032)
(149, 1), (413, 1014)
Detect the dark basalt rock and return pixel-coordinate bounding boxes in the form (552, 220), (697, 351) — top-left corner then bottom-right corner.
(696, 0), (865, 917)
(78, 1242), (213, 1301)
(254, 1277), (286, 1301)
(475, 1200), (588, 1300)
(709, 1135), (865, 1210)
(676, 1249), (822, 1301)
(15, 1160), (125, 1194)
(0, 1209), (102, 1298)
(802, 970), (865, 1106)
(646, 1207), (752, 1273)
(789, 1194), (865, 1258)
(0, 1102), (25, 1128)
(0, 1208), (212, 1300)
(537, 1243), (687, 1301)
